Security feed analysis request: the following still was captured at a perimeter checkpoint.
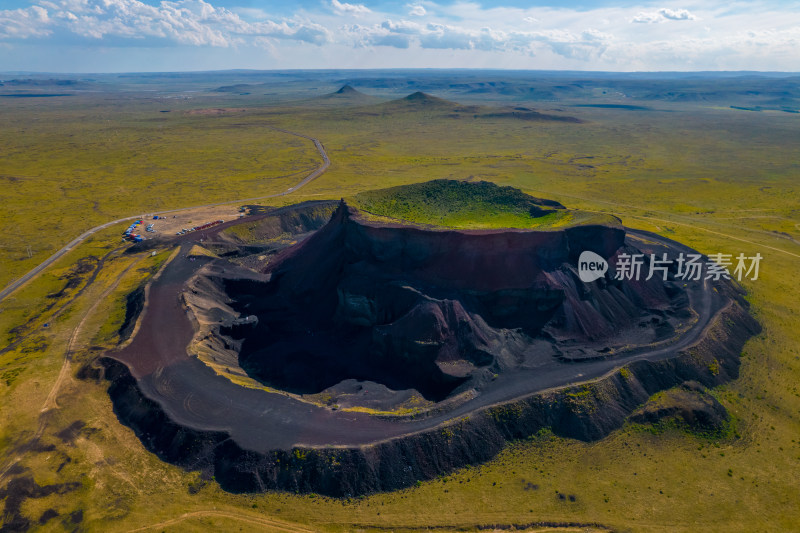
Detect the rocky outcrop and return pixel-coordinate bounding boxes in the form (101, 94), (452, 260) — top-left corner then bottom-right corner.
(628, 381), (729, 432)
(226, 203), (689, 401)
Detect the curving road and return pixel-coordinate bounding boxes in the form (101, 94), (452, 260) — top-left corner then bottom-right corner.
(108, 227), (732, 451)
(0, 127), (330, 304)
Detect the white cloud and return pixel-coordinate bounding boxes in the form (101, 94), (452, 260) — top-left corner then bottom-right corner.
(373, 33), (411, 48)
(408, 4), (426, 17)
(632, 11), (661, 23)
(381, 19), (424, 35)
(231, 7), (272, 20)
(633, 7), (696, 23)
(1, 0), (800, 71)
(420, 23), (474, 49)
(344, 17), (611, 60)
(0, 0), (332, 47)
(659, 8), (695, 21)
(0, 6), (52, 39)
(331, 0), (371, 16)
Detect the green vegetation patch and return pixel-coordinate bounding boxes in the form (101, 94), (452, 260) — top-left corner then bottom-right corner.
(350, 179), (611, 230)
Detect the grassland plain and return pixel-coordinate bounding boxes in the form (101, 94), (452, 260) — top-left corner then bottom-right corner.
(1, 78), (800, 531)
(0, 95), (320, 290)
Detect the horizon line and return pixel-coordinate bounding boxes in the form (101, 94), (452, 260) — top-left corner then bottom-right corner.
(2, 67), (800, 77)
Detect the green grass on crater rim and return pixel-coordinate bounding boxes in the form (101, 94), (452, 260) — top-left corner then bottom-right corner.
(349, 179), (619, 230)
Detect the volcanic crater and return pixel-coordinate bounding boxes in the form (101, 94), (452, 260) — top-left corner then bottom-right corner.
(104, 180), (760, 496)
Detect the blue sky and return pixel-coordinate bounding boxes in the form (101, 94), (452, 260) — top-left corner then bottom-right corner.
(1, 0), (798, 72)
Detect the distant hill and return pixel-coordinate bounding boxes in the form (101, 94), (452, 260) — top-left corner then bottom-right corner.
(362, 91), (485, 116)
(365, 91), (581, 122)
(480, 106), (583, 123)
(332, 84), (362, 96)
(318, 84), (378, 104)
(403, 91), (448, 104)
(212, 83), (255, 94)
(381, 91), (465, 111)
(0, 78), (83, 87)
(0, 77), (94, 97)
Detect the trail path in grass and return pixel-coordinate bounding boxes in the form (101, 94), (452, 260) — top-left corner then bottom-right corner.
(41, 253), (148, 413)
(0, 127), (329, 304)
(123, 510), (317, 533)
(0, 252), (146, 483)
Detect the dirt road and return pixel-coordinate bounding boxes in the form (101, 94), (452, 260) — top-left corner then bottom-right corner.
(0, 127), (330, 304)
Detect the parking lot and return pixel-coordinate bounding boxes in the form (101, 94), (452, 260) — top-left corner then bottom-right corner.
(122, 205), (246, 242)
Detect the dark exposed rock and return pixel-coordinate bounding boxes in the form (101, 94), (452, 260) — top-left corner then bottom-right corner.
(100, 294), (758, 496)
(227, 202), (684, 401)
(38, 509), (59, 525)
(55, 421), (86, 444)
(628, 381), (729, 431)
(117, 285), (144, 343)
(0, 476), (81, 533)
